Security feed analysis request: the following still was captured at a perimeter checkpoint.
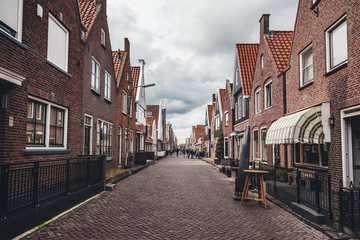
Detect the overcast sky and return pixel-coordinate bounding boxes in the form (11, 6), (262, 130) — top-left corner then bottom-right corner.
(107, 0), (298, 144)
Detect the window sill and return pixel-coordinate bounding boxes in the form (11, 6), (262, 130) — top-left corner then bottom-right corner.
(122, 112), (127, 116)
(106, 157), (113, 161)
(104, 97), (111, 103)
(298, 81), (313, 91)
(91, 88), (100, 95)
(0, 30), (29, 50)
(294, 163), (328, 171)
(324, 62), (347, 77)
(45, 60), (72, 78)
(23, 149), (71, 156)
(264, 106), (273, 111)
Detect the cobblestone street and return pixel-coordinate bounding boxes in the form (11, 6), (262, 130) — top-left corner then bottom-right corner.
(23, 156), (329, 239)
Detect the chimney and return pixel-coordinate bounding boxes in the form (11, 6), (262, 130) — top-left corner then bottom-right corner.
(212, 94), (216, 103)
(124, 38), (130, 53)
(259, 14), (270, 39)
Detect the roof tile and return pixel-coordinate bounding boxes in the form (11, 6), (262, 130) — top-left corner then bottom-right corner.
(236, 44), (259, 95)
(112, 50), (124, 78)
(265, 31), (294, 74)
(79, 0), (101, 39)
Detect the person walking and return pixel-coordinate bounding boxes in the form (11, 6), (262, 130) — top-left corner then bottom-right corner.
(176, 148), (179, 156)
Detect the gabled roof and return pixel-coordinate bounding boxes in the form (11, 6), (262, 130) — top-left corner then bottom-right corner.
(131, 66), (140, 98)
(236, 44), (259, 95)
(219, 89), (226, 110)
(207, 105), (213, 126)
(79, 0), (101, 39)
(265, 31), (293, 74)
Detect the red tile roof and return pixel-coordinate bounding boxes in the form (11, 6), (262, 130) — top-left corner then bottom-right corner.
(131, 66), (140, 98)
(79, 0), (101, 39)
(207, 105), (212, 126)
(219, 89), (226, 110)
(112, 50), (124, 78)
(236, 44), (259, 95)
(265, 31), (293, 74)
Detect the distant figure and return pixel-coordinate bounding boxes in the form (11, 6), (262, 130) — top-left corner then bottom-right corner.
(195, 149), (199, 158)
(176, 148), (179, 156)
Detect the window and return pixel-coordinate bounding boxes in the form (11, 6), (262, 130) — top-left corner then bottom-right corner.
(300, 45), (313, 86)
(140, 135), (144, 151)
(127, 72), (129, 82)
(97, 119), (113, 157)
(253, 130), (259, 159)
(261, 54), (264, 72)
(122, 91), (127, 114)
(235, 68), (240, 86)
(225, 111), (229, 126)
(130, 130), (133, 153)
(0, 0), (23, 41)
(238, 96), (242, 118)
(295, 144), (328, 167)
(49, 107), (65, 145)
(327, 16), (347, 71)
(255, 89), (261, 114)
(129, 97), (132, 117)
(148, 111), (153, 116)
(91, 58), (100, 92)
(260, 128), (267, 162)
(224, 137), (229, 158)
(84, 115), (92, 155)
(26, 98), (67, 149)
(265, 81), (272, 109)
(101, 28), (105, 46)
(104, 71), (111, 100)
(47, 14), (69, 71)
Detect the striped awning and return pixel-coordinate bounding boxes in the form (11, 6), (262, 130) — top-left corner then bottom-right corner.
(266, 106), (324, 145)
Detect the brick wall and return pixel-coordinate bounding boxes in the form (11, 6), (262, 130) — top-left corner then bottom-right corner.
(0, 0), (85, 162)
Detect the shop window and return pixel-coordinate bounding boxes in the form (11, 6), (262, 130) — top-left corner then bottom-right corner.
(294, 143), (328, 167)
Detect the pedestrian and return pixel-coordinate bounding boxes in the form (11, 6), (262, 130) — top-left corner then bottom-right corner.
(176, 148), (179, 156)
(195, 149), (199, 159)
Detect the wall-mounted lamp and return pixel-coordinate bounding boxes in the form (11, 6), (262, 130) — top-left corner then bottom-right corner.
(328, 115), (335, 127)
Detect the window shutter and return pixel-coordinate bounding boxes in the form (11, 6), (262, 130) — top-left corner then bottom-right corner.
(47, 15), (68, 71)
(0, 0), (19, 32)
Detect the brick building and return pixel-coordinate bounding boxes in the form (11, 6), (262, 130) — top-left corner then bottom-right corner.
(203, 104), (212, 157)
(79, 0), (118, 171)
(249, 14), (293, 167)
(0, 0), (85, 162)
(112, 38), (136, 168)
(232, 43), (258, 160)
(222, 80), (233, 163)
(265, 0), (360, 231)
(146, 105), (159, 156)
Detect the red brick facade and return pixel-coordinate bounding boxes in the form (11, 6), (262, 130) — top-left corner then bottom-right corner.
(0, 0), (85, 162)
(80, 0), (118, 170)
(222, 80), (233, 159)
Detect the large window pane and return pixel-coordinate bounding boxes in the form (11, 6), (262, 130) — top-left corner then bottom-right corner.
(27, 100), (46, 144)
(47, 15), (68, 71)
(330, 20), (347, 68)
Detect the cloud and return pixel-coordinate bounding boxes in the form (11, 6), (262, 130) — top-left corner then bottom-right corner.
(107, 0), (298, 143)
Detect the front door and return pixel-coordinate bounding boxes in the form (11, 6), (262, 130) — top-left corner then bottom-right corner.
(352, 116), (360, 187)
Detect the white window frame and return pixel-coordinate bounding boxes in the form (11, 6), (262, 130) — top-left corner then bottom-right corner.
(238, 96), (242, 119)
(140, 135), (144, 151)
(299, 44), (313, 87)
(253, 129), (259, 160)
(96, 119), (113, 158)
(225, 111), (229, 126)
(84, 114), (93, 155)
(255, 89), (261, 114)
(47, 14), (69, 72)
(264, 81), (273, 109)
(122, 91), (127, 115)
(0, 0), (24, 41)
(326, 15), (347, 72)
(26, 96), (68, 150)
(104, 71), (111, 101)
(224, 137), (229, 158)
(129, 97), (132, 118)
(130, 130), (134, 153)
(235, 102), (238, 120)
(91, 57), (100, 92)
(260, 127), (267, 163)
(101, 28), (105, 46)
(261, 54), (264, 72)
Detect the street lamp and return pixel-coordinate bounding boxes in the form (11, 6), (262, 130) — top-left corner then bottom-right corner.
(125, 83), (155, 168)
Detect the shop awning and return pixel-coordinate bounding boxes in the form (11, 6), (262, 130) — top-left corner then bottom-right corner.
(266, 106), (324, 145)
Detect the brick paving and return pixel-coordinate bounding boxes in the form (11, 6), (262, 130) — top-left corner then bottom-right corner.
(23, 156), (330, 239)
